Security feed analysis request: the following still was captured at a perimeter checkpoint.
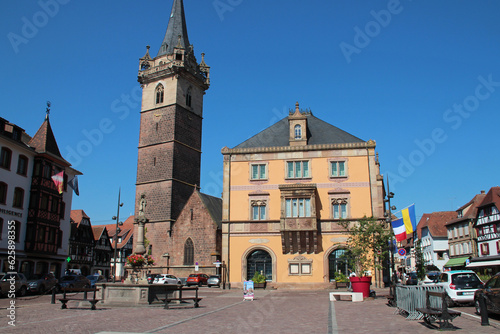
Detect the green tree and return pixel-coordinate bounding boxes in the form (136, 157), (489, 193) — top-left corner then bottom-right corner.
(338, 216), (392, 277)
(415, 239), (425, 280)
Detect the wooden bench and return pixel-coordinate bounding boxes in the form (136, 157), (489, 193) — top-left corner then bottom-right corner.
(162, 286), (202, 309)
(58, 287), (100, 310)
(416, 291), (461, 330)
(329, 291), (363, 302)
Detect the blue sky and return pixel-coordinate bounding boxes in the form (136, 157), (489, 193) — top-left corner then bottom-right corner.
(1, 0), (499, 225)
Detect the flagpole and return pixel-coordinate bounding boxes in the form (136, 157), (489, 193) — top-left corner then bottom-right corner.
(384, 176), (396, 285)
(112, 188), (124, 283)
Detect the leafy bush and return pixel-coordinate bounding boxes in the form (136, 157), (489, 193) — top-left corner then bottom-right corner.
(334, 272), (348, 282)
(252, 271), (266, 283)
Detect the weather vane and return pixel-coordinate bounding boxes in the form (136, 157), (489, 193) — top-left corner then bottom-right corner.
(46, 101), (51, 119)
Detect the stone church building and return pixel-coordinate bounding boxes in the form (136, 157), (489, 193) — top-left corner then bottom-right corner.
(132, 0), (220, 278)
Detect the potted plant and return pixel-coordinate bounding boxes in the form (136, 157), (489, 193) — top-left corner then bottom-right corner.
(333, 272), (349, 289)
(127, 254), (146, 267)
(252, 271), (267, 289)
(338, 216), (392, 298)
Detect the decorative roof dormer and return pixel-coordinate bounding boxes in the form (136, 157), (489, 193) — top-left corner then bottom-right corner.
(288, 102), (309, 146)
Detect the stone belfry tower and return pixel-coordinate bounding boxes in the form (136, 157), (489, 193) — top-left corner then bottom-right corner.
(135, 0), (210, 252)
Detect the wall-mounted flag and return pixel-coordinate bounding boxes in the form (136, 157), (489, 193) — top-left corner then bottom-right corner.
(401, 204), (417, 234)
(68, 175), (79, 196)
(51, 171), (64, 194)
(391, 218), (407, 241)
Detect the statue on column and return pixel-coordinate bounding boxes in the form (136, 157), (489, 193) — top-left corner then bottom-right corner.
(134, 193), (148, 255)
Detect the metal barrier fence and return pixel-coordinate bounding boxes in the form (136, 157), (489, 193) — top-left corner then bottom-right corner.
(395, 284), (445, 320)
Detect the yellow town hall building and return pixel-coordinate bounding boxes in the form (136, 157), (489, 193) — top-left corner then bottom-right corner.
(221, 103), (385, 288)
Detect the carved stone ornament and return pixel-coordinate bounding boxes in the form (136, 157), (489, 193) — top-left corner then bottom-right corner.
(251, 200), (267, 206)
(331, 198), (348, 205)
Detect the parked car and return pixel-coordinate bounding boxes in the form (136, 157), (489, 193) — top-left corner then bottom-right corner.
(474, 272), (500, 315)
(153, 274), (182, 285)
(186, 273), (209, 286)
(0, 273), (28, 297)
(431, 270), (483, 306)
(86, 275), (107, 288)
(59, 275), (91, 289)
(406, 271), (418, 285)
(27, 273), (59, 294)
(419, 271), (441, 285)
(207, 275), (221, 288)
(147, 274), (160, 284)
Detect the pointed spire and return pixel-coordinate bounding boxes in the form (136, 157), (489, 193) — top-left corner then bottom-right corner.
(28, 103), (64, 160)
(157, 0), (190, 57)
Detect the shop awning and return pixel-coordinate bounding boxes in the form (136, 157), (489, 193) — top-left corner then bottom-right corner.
(444, 257), (469, 268)
(466, 260), (500, 268)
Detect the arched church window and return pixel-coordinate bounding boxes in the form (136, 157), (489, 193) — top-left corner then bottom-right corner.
(294, 125), (302, 139)
(155, 84), (164, 104)
(184, 238), (194, 265)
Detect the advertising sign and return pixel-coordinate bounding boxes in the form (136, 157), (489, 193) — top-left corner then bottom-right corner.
(243, 281), (254, 301)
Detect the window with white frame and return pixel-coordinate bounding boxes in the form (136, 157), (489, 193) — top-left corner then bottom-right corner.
(447, 229), (452, 239)
(464, 225), (469, 236)
(286, 161), (310, 179)
(450, 246), (455, 256)
(251, 164), (267, 180)
(330, 160), (346, 177)
(459, 226), (464, 237)
(332, 198), (348, 219)
(251, 200), (267, 220)
(285, 198), (311, 218)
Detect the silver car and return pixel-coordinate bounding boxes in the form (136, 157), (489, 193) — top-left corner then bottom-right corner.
(207, 275), (221, 287)
(153, 274), (182, 285)
(0, 273), (28, 297)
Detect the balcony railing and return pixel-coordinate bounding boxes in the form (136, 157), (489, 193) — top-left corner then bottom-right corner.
(477, 213), (500, 226)
(28, 208), (60, 225)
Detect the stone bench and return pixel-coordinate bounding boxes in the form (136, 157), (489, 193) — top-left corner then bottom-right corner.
(329, 291), (363, 302)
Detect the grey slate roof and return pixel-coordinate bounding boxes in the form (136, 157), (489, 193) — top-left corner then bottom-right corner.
(234, 114), (365, 149)
(157, 0), (190, 57)
(199, 191), (223, 228)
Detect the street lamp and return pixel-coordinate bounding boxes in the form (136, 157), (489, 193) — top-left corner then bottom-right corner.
(112, 188), (124, 283)
(384, 178), (397, 284)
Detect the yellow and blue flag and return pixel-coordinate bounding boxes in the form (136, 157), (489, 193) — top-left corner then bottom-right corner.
(401, 204), (417, 234)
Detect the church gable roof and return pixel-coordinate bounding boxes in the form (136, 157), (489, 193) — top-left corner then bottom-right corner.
(233, 114), (365, 149)
(198, 191), (222, 228)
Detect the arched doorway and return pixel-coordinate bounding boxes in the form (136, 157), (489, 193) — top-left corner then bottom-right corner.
(328, 248), (354, 281)
(246, 249), (272, 281)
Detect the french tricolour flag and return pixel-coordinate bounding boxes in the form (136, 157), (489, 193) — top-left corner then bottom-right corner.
(391, 218), (407, 242)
